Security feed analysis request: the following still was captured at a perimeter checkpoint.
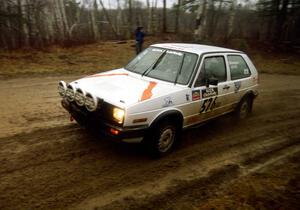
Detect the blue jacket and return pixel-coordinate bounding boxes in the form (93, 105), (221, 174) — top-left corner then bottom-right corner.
(135, 31), (145, 43)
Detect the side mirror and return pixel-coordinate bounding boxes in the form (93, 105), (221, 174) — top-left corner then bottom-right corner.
(206, 78), (218, 87)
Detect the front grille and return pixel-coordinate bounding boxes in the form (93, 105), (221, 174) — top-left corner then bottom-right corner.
(70, 101), (118, 126)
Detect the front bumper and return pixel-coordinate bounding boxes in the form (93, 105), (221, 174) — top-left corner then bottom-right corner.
(61, 99), (147, 143)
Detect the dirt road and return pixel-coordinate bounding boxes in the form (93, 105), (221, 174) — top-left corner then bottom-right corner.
(0, 74), (299, 210)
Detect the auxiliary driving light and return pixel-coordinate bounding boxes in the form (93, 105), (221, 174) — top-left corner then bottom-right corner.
(58, 81), (67, 97)
(75, 88), (85, 106)
(85, 93), (98, 112)
(66, 84), (76, 102)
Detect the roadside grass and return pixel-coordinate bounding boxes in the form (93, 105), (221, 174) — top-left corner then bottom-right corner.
(251, 52), (300, 75)
(0, 40), (136, 79)
(0, 39), (299, 79)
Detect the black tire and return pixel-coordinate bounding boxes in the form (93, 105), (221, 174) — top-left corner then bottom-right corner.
(235, 96), (253, 120)
(145, 120), (179, 158)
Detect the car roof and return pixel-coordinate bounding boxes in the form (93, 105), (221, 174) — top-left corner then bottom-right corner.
(151, 43), (241, 55)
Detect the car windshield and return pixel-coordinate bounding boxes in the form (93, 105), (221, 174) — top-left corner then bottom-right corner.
(125, 47), (198, 85)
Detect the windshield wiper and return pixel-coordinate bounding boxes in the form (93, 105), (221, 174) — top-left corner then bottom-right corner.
(142, 51), (166, 76)
(174, 54), (185, 84)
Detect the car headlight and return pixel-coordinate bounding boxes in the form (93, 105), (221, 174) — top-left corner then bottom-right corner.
(58, 81), (67, 97)
(66, 84), (76, 102)
(113, 107), (125, 124)
(85, 93), (98, 112)
(75, 88), (85, 106)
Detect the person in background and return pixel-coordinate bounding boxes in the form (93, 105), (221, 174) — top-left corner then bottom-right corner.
(135, 26), (145, 54)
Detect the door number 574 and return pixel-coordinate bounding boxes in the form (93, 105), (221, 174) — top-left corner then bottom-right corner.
(200, 97), (217, 113)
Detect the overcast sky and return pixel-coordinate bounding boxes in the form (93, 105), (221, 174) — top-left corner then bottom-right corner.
(100, 0), (177, 8)
(98, 0), (257, 9)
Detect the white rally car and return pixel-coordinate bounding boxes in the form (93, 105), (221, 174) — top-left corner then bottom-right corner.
(58, 43), (259, 156)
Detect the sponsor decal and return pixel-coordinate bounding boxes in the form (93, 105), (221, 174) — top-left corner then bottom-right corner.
(162, 97), (173, 107)
(152, 48), (164, 52)
(244, 69), (250, 74)
(166, 50), (183, 56)
(85, 73), (128, 78)
(201, 87), (218, 98)
(186, 94), (190, 101)
(234, 81), (241, 93)
(229, 61), (239, 69)
(192, 90), (201, 101)
(229, 61), (239, 65)
(140, 81), (157, 101)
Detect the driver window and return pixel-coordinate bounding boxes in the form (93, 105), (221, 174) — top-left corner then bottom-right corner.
(195, 56), (227, 87)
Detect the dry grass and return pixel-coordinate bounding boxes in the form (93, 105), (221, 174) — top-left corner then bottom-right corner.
(251, 52), (300, 75)
(0, 38), (299, 79)
(0, 40), (137, 79)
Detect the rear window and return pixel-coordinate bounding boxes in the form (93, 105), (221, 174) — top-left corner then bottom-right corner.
(228, 55), (251, 80)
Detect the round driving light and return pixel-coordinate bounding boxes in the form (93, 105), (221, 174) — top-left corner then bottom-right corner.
(58, 81), (67, 97)
(85, 93), (98, 112)
(75, 88), (85, 106)
(66, 84), (76, 102)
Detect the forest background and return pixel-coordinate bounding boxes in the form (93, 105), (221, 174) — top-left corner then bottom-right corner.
(0, 0), (299, 78)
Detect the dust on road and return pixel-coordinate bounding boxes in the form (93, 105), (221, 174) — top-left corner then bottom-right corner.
(0, 74), (299, 210)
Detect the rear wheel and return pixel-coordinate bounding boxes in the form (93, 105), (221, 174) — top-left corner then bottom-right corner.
(235, 96), (252, 120)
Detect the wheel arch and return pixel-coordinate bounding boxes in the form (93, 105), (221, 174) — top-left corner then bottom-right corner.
(238, 90), (257, 111)
(149, 109), (184, 130)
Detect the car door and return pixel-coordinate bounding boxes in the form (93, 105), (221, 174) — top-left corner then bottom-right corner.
(184, 54), (232, 126)
(224, 54), (253, 109)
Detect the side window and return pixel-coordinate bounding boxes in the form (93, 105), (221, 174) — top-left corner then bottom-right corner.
(228, 55), (251, 80)
(195, 56), (227, 87)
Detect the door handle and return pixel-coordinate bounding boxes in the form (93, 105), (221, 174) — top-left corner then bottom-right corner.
(223, 85), (230, 90)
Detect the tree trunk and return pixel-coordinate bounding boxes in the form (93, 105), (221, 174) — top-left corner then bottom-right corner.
(194, 0), (207, 41)
(162, 0), (167, 32)
(90, 0), (99, 40)
(98, 0), (119, 39)
(275, 0), (290, 42)
(53, 0), (65, 42)
(44, 2), (55, 44)
(146, 0), (152, 34)
(116, 0), (122, 36)
(17, 0), (23, 47)
(175, 0), (181, 33)
(128, 0), (133, 32)
(58, 0), (70, 41)
(227, 0), (237, 40)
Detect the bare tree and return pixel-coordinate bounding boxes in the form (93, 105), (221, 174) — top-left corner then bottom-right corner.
(0, 0), (299, 49)
(162, 0), (167, 32)
(194, 0), (208, 40)
(175, 0), (181, 33)
(90, 0), (99, 40)
(98, 0), (118, 38)
(128, 0), (133, 32)
(116, 0), (122, 35)
(146, 0), (152, 33)
(227, 0), (237, 39)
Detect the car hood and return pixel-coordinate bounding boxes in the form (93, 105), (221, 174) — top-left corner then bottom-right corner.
(71, 69), (184, 108)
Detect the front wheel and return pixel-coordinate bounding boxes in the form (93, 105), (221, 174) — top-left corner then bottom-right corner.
(146, 121), (178, 157)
